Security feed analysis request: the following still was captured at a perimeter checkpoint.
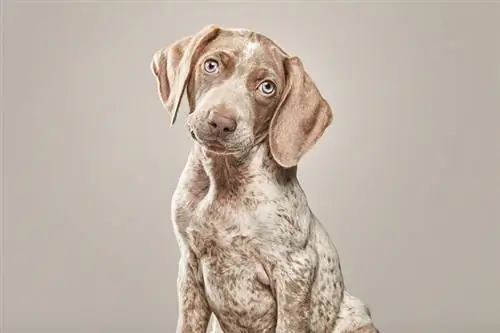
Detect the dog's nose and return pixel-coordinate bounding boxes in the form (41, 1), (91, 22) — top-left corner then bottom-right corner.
(207, 111), (237, 136)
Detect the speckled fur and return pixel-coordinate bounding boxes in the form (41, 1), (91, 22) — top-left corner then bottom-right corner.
(151, 25), (379, 333)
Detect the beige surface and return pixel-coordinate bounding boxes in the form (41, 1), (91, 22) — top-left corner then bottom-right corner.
(2, 1), (499, 333)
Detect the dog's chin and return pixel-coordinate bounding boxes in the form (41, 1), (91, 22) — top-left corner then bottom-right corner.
(190, 131), (252, 156)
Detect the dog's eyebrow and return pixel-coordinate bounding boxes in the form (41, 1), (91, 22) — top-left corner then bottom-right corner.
(202, 48), (237, 60)
(249, 67), (278, 81)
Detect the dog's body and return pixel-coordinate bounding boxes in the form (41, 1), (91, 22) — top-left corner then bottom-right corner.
(151, 25), (379, 333)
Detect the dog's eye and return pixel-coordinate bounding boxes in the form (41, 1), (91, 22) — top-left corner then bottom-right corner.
(258, 80), (276, 95)
(203, 59), (220, 74)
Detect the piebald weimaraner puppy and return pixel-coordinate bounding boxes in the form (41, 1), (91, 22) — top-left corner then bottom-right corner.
(151, 25), (379, 333)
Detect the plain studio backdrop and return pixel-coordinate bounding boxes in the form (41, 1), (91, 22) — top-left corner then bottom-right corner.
(2, 1), (499, 333)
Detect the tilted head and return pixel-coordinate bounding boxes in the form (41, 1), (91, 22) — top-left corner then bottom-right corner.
(151, 25), (333, 168)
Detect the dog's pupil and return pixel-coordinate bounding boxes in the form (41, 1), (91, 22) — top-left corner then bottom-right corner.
(206, 61), (217, 71)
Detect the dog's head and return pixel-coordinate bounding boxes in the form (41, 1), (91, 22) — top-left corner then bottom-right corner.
(151, 25), (333, 168)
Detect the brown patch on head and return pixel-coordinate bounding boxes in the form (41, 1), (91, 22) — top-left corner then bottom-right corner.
(186, 47), (238, 111)
(245, 65), (284, 141)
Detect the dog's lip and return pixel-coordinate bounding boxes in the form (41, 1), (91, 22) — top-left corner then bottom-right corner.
(190, 130), (220, 146)
(190, 130), (240, 154)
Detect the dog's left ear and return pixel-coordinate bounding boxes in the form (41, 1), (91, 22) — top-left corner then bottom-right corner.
(150, 24), (220, 125)
(269, 56), (333, 168)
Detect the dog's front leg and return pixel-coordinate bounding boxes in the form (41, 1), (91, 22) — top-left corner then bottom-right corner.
(271, 246), (317, 333)
(176, 249), (211, 333)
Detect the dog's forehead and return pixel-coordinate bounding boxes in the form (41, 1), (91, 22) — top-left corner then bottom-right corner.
(205, 29), (287, 67)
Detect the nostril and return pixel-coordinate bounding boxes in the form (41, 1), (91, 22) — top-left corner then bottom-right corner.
(223, 120), (237, 133)
(208, 110), (237, 135)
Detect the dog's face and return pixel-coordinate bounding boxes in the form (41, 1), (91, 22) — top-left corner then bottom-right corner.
(151, 25), (333, 167)
(185, 30), (287, 155)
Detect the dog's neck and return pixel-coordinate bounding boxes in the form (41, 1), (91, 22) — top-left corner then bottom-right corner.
(190, 142), (296, 200)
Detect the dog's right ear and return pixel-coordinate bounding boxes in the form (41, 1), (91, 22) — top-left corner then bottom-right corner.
(150, 24), (220, 125)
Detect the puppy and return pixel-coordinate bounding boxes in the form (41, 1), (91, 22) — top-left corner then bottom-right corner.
(151, 25), (379, 333)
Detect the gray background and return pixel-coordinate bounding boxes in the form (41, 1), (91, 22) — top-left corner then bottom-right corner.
(2, 1), (499, 333)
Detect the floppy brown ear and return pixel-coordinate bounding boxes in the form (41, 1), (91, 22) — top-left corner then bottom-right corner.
(269, 56), (334, 168)
(150, 24), (220, 125)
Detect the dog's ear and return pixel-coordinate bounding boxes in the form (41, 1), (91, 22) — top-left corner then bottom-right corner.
(150, 24), (220, 125)
(269, 56), (333, 168)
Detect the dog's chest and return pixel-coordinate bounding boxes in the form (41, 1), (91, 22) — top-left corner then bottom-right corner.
(174, 197), (279, 331)
(200, 248), (276, 331)
(177, 197), (275, 256)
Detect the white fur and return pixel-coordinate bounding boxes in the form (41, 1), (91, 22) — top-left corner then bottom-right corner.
(243, 41), (260, 60)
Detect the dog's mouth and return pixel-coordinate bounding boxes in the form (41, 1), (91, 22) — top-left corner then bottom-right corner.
(189, 129), (251, 156)
(190, 130), (232, 154)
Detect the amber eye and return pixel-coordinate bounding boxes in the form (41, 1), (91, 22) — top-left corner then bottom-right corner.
(258, 80), (276, 95)
(203, 59), (220, 73)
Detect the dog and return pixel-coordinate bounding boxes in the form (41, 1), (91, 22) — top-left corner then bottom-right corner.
(150, 24), (379, 333)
